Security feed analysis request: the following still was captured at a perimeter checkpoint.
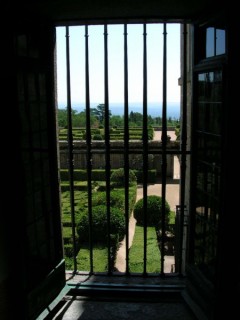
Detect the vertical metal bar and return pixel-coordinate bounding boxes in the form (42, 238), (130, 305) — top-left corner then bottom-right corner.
(161, 23), (167, 275)
(85, 25), (94, 273)
(188, 24), (197, 266)
(142, 23), (148, 275)
(124, 23), (130, 274)
(178, 23), (187, 275)
(65, 26), (77, 273)
(104, 24), (112, 273)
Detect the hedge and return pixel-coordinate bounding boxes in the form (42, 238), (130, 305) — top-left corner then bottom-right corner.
(60, 168), (157, 183)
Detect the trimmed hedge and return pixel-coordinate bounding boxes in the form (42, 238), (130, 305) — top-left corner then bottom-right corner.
(134, 195), (170, 228)
(60, 169), (107, 181)
(60, 168), (157, 183)
(59, 126), (155, 140)
(76, 205), (125, 244)
(110, 168), (137, 187)
(133, 169), (156, 183)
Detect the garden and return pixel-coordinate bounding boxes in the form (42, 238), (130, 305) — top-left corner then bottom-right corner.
(61, 168), (175, 272)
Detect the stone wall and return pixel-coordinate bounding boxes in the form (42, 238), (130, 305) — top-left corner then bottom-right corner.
(59, 140), (179, 178)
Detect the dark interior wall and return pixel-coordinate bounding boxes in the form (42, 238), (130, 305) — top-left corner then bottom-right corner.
(213, 18), (240, 318)
(0, 14), (65, 318)
(1, 25), (25, 318)
(4, 0), (220, 25)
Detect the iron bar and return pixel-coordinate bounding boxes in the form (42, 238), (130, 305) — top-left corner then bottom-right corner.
(178, 23), (187, 275)
(161, 23), (167, 275)
(123, 23), (130, 274)
(65, 26), (77, 273)
(85, 25), (94, 273)
(142, 23), (148, 275)
(104, 24), (112, 274)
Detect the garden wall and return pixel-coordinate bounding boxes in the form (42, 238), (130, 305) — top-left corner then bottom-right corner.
(59, 140), (179, 178)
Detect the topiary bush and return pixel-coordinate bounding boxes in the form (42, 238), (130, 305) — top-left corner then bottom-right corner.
(91, 191), (124, 210)
(110, 168), (137, 187)
(133, 195), (170, 228)
(92, 133), (103, 140)
(76, 205), (125, 244)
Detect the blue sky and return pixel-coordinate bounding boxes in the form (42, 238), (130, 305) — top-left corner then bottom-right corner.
(56, 23), (180, 106)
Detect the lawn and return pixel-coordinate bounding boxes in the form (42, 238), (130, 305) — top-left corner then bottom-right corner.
(129, 226), (161, 273)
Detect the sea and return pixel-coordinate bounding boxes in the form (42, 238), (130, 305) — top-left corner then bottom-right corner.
(58, 101), (180, 119)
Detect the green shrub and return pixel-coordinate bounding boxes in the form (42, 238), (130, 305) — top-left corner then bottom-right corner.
(92, 128), (101, 135)
(175, 123), (180, 141)
(91, 192), (106, 206)
(60, 169), (106, 181)
(109, 190), (125, 211)
(92, 133), (103, 140)
(92, 191), (125, 211)
(133, 195), (170, 228)
(64, 243), (74, 257)
(110, 168), (137, 187)
(76, 205), (125, 244)
(133, 169), (157, 183)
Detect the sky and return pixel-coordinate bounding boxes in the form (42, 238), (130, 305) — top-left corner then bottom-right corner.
(56, 23), (180, 107)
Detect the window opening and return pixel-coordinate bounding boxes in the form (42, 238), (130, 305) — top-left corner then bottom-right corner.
(56, 22), (186, 277)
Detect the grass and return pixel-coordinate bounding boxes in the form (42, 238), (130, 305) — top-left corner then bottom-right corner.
(129, 226), (161, 273)
(128, 211), (176, 274)
(65, 226), (162, 273)
(76, 245), (108, 272)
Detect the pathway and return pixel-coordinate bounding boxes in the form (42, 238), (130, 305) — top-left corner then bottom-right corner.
(115, 130), (180, 273)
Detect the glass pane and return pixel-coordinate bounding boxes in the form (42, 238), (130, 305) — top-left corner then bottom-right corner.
(208, 102), (222, 134)
(197, 71), (222, 134)
(206, 27), (214, 57)
(197, 102), (206, 131)
(211, 70), (222, 100)
(216, 29), (226, 55)
(194, 67), (223, 282)
(198, 74), (206, 101)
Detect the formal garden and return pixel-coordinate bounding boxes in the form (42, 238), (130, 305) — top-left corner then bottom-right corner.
(59, 104), (178, 272)
(61, 168), (175, 272)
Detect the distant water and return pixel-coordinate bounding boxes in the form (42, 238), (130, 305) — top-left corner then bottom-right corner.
(58, 101), (180, 119)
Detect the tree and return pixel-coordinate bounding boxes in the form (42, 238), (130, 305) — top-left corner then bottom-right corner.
(154, 116), (162, 125)
(58, 108), (85, 128)
(91, 104), (112, 124)
(110, 115), (124, 127)
(57, 108), (68, 127)
(129, 111), (143, 126)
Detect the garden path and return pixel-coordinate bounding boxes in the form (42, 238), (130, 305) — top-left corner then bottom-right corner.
(115, 130), (179, 273)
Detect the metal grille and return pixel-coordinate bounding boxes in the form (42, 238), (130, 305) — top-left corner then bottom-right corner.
(59, 22), (188, 277)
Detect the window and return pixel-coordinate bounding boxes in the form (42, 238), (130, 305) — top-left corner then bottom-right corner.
(55, 23), (188, 276)
(192, 20), (225, 280)
(197, 25), (226, 61)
